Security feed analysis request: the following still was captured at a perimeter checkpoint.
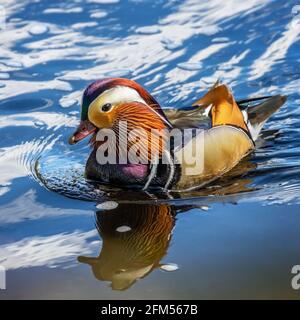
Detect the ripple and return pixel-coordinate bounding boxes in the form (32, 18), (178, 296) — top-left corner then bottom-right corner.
(0, 79), (72, 100)
(28, 24), (49, 36)
(43, 7), (83, 14)
(96, 201), (119, 210)
(177, 62), (203, 71)
(160, 263), (179, 272)
(90, 11), (108, 19)
(136, 26), (161, 35)
(0, 111), (78, 131)
(0, 230), (99, 270)
(116, 225), (132, 233)
(72, 22), (98, 29)
(0, 73), (10, 79)
(1, 60), (23, 68)
(0, 97), (53, 112)
(34, 158), (105, 201)
(0, 136), (58, 187)
(87, 0), (119, 3)
(161, 38), (183, 50)
(59, 97), (78, 108)
(249, 19), (300, 80)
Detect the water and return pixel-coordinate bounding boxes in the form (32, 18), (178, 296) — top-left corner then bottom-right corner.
(0, 0), (300, 299)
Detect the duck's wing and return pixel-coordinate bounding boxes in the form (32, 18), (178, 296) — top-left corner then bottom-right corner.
(164, 106), (209, 129)
(165, 84), (286, 145)
(163, 80), (221, 129)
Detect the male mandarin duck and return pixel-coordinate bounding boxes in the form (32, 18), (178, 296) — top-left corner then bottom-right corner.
(69, 78), (286, 191)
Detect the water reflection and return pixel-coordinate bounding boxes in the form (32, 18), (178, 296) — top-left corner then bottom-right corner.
(78, 202), (176, 290)
(75, 156), (261, 291)
(77, 162), (257, 291)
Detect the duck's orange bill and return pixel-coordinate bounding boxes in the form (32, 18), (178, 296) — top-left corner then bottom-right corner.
(69, 120), (97, 144)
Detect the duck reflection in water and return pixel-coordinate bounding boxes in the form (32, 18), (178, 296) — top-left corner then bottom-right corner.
(77, 158), (259, 290)
(78, 203), (178, 290)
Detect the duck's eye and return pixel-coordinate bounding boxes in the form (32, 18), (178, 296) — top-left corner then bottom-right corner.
(101, 103), (112, 112)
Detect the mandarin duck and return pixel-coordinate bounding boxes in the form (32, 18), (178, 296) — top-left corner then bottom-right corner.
(69, 78), (286, 191)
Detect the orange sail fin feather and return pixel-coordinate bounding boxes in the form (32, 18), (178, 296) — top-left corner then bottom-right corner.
(193, 84), (248, 131)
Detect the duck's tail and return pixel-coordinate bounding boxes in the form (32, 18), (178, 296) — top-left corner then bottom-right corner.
(237, 95), (287, 141)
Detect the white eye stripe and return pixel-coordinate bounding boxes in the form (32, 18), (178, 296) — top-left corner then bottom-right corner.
(99, 86), (146, 105)
(97, 85), (173, 128)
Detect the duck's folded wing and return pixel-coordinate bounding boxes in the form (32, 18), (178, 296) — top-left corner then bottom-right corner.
(163, 107), (209, 129)
(173, 125), (254, 191)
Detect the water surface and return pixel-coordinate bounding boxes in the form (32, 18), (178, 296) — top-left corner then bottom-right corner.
(0, 0), (300, 299)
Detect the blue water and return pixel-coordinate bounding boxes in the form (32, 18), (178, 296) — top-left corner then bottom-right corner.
(0, 0), (300, 299)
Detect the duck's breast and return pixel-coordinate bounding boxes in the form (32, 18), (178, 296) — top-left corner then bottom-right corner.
(85, 150), (149, 185)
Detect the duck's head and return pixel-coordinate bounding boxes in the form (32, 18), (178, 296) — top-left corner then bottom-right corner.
(69, 78), (171, 145)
